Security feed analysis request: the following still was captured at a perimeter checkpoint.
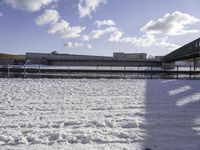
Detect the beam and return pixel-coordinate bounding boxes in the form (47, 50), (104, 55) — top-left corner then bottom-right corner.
(162, 38), (200, 62)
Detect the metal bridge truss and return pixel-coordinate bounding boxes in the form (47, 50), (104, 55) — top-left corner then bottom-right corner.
(162, 38), (200, 62)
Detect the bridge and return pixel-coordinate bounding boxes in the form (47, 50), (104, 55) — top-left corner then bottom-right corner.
(162, 38), (200, 62)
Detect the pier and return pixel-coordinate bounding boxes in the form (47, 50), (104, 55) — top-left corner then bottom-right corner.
(0, 65), (200, 79)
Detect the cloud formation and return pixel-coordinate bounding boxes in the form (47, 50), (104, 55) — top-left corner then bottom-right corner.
(109, 32), (157, 47)
(4, 0), (57, 12)
(78, 0), (106, 18)
(78, 16), (180, 50)
(108, 30), (180, 50)
(35, 9), (85, 39)
(109, 31), (124, 42)
(64, 42), (92, 49)
(81, 27), (119, 41)
(79, 17), (178, 50)
(141, 11), (200, 36)
(155, 38), (180, 50)
(95, 19), (116, 28)
(35, 9), (59, 26)
(0, 12), (3, 17)
(106, 11), (200, 50)
(48, 20), (85, 39)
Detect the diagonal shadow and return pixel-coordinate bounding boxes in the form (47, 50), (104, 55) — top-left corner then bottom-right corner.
(143, 79), (200, 150)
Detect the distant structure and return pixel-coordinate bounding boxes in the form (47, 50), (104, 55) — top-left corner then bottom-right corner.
(26, 52), (114, 65)
(25, 52), (160, 67)
(162, 38), (200, 62)
(154, 56), (164, 61)
(113, 52), (147, 60)
(162, 37), (200, 69)
(0, 53), (25, 65)
(26, 52), (148, 65)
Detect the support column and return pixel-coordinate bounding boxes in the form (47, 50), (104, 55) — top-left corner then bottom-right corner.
(194, 58), (196, 71)
(38, 65), (41, 78)
(96, 65), (99, 78)
(7, 64), (10, 78)
(189, 66), (192, 79)
(24, 65), (26, 78)
(150, 66), (153, 79)
(138, 65), (140, 78)
(123, 66), (126, 79)
(68, 66), (70, 78)
(176, 66), (179, 79)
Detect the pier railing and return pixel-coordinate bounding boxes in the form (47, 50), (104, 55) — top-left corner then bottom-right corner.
(0, 65), (200, 79)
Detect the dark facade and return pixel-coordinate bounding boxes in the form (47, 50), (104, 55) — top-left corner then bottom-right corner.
(26, 52), (160, 67)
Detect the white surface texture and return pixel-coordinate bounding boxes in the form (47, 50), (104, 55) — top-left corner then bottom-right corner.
(0, 79), (200, 150)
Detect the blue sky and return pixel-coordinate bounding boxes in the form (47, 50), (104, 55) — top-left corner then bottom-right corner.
(0, 0), (200, 56)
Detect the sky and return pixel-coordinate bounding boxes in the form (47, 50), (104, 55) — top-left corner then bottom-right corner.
(0, 0), (200, 57)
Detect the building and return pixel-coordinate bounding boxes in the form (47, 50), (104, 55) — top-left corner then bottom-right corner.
(113, 52), (147, 60)
(25, 52), (159, 67)
(26, 52), (113, 65)
(154, 56), (164, 61)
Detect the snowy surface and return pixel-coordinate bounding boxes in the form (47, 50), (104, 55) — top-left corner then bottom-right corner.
(0, 79), (200, 150)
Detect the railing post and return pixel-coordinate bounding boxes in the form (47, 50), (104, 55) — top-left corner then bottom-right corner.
(176, 66), (179, 79)
(194, 58), (196, 71)
(124, 66), (126, 79)
(68, 66), (70, 78)
(150, 66), (153, 79)
(164, 69), (166, 79)
(39, 65), (41, 78)
(24, 65), (26, 78)
(7, 64), (10, 78)
(189, 65), (192, 79)
(110, 66), (112, 78)
(96, 65), (99, 78)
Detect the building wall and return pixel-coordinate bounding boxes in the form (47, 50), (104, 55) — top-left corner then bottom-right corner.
(0, 59), (16, 65)
(26, 53), (113, 61)
(113, 52), (147, 60)
(26, 52), (154, 66)
(154, 56), (164, 61)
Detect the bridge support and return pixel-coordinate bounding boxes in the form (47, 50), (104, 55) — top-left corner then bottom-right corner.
(194, 58), (197, 71)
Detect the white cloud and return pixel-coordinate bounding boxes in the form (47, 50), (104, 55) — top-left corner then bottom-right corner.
(155, 37), (180, 50)
(109, 31), (179, 50)
(48, 20), (85, 39)
(109, 31), (124, 42)
(78, 0), (106, 18)
(86, 44), (92, 49)
(35, 9), (85, 40)
(106, 11), (200, 50)
(156, 41), (179, 50)
(35, 9), (59, 26)
(81, 27), (119, 41)
(81, 30), (105, 41)
(107, 28), (156, 47)
(141, 11), (200, 36)
(64, 42), (92, 49)
(95, 19), (116, 28)
(104, 27), (118, 33)
(81, 35), (90, 41)
(121, 34), (156, 47)
(4, 0), (57, 12)
(0, 12), (3, 17)
(90, 29), (106, 39)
